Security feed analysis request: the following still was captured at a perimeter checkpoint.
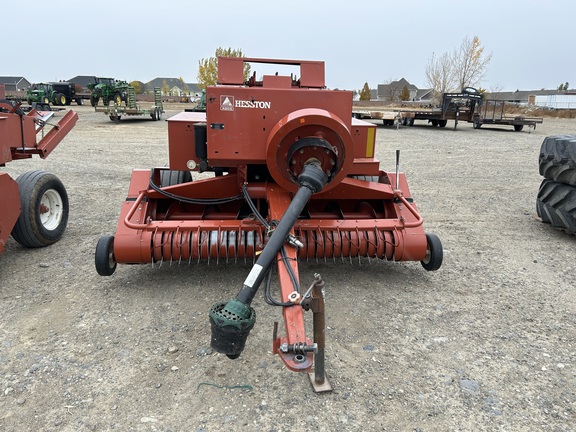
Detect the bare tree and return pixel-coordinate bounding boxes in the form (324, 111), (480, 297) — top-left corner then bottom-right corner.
(452, 36), (492, 90)
(425, 52), (456, 101)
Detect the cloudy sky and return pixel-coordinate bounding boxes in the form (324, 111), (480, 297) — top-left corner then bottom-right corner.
(3, 0), (574, 92)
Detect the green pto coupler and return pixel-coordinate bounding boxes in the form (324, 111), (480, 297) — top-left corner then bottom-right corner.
(209, 299), (256, 359)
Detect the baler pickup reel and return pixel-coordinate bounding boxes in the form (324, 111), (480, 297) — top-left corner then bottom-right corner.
(95, 57), (443, 391)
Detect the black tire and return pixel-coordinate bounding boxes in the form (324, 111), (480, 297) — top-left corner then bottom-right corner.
(77, 98), (83, 106)
(407, 117), (414, 126)
(430, 119), (439, 127)
(536, 179), (576, 234)
(156, 107), (162, 121)
(473, 117), (482, 129)
(420, 233), (443, 271)
(11, 170), (69, 248)
(438, 119), (448, 128)
(90, 95), (98, 107)
(95, 235), (117, 276)
(151, 109), (158, 121)
(514, 124), (524, 132)
(109, 115), (121, 122)
(160, 170), (192, 186)
(539, 135), (576, 186)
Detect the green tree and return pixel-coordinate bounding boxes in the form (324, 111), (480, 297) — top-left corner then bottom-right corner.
(130, 81), (142, 94)
(359, 82), (371, 101)
(197, 47), (251, 89)
(400, 85), (410, 101)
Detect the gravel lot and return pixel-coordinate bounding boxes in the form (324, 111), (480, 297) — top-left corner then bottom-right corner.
(1, 104), (575, 431)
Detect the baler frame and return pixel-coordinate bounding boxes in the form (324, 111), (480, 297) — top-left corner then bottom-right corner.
(95, 57), (443, 391)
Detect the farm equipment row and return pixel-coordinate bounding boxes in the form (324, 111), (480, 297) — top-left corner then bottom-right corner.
(95, 87), (164, 121)
(0, 100), (77, 255)
(354, 88), (543, 131)
(94, 57), (443, 391)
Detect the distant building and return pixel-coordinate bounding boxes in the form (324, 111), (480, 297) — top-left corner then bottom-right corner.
(377, 78), (432, 102)
(146, 78), (200, 96)
(67, 76), (97, 90)
(485, 89), (566, 105)
(0, 76), (31, 91)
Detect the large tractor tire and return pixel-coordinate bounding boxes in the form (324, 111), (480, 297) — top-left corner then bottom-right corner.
(11, 170), (69, 248)
(539, 135), (576, 186)
(536, 179), (576, 234)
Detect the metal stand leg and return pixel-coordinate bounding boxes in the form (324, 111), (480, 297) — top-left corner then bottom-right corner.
(306, 274), (333, 393)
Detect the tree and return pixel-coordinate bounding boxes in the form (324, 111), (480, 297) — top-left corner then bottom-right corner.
(400, 85), (410, 101)
(197, 47), (251, 89)
(425, 36), (492, 100)
(425, 51), (456, 101)
(161, 80), (170, 96)
(452, 36), (492, 90)
(359, 82), (371, 101)
(178, 76), (190, 96)
(130, 81), (142, 94)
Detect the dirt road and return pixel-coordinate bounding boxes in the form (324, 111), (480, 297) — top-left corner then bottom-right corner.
(1, 105), (575, 431)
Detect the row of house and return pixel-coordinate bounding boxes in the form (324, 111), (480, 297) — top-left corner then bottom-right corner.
(366, 78), (575, 109)
(0, 76), (201, 97)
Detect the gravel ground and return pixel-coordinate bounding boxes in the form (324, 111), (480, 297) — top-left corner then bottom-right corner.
(1, 105), (575, 431)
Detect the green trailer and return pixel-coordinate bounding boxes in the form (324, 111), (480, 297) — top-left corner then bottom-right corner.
(95, 87), (164, 122)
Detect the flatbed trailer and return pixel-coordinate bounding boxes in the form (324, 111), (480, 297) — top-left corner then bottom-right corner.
(353, 88), (483, 130)
(471, 99), (543, 132)
(95, 87), (164, 122)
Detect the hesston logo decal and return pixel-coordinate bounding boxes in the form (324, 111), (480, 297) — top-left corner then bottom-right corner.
(220, 95), (271, 111)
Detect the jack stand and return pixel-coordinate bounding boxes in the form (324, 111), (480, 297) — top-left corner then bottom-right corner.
(304, 274), (333, 393)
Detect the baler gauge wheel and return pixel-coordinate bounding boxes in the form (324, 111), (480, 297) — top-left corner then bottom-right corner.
(11, 171), (69, 248)
(95, 235), (117, 276)
(420, 233), (443, 271)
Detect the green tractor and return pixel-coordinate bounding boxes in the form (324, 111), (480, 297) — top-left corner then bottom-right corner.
(87, 77), (130, 107)
(26, 83), (67, 106)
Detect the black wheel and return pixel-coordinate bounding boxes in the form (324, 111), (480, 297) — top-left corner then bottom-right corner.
(160, 170), (192, 186)
(431, 119), (439, 127)
(401, 117), (408, 126)
(539, 135), (576, 186)
(536, 179), (576, 234)
(77, 98), (83, 106)
(151, 109), (158, 121)
(407, 117), (414, 126)
(11, 170), (69, 248)
(473, 118), (481, 129)
(438, 119), (448, 128)
(514, 124), (524, 132)
(156, 107), (162, 121)
(109, 115), (121, 122)
(420, 233), (443, 271)
(90, 95), (99, 107)
(95, 235), (117, 276)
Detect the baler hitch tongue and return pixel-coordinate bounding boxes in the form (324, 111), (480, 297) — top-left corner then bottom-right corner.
(209, 163), (329, 359)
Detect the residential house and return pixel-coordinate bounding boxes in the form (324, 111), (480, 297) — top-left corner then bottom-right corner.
(0, 76), (32, 91)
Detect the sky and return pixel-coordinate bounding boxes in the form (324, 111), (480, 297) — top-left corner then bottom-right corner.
(2, 0), (574, 92)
